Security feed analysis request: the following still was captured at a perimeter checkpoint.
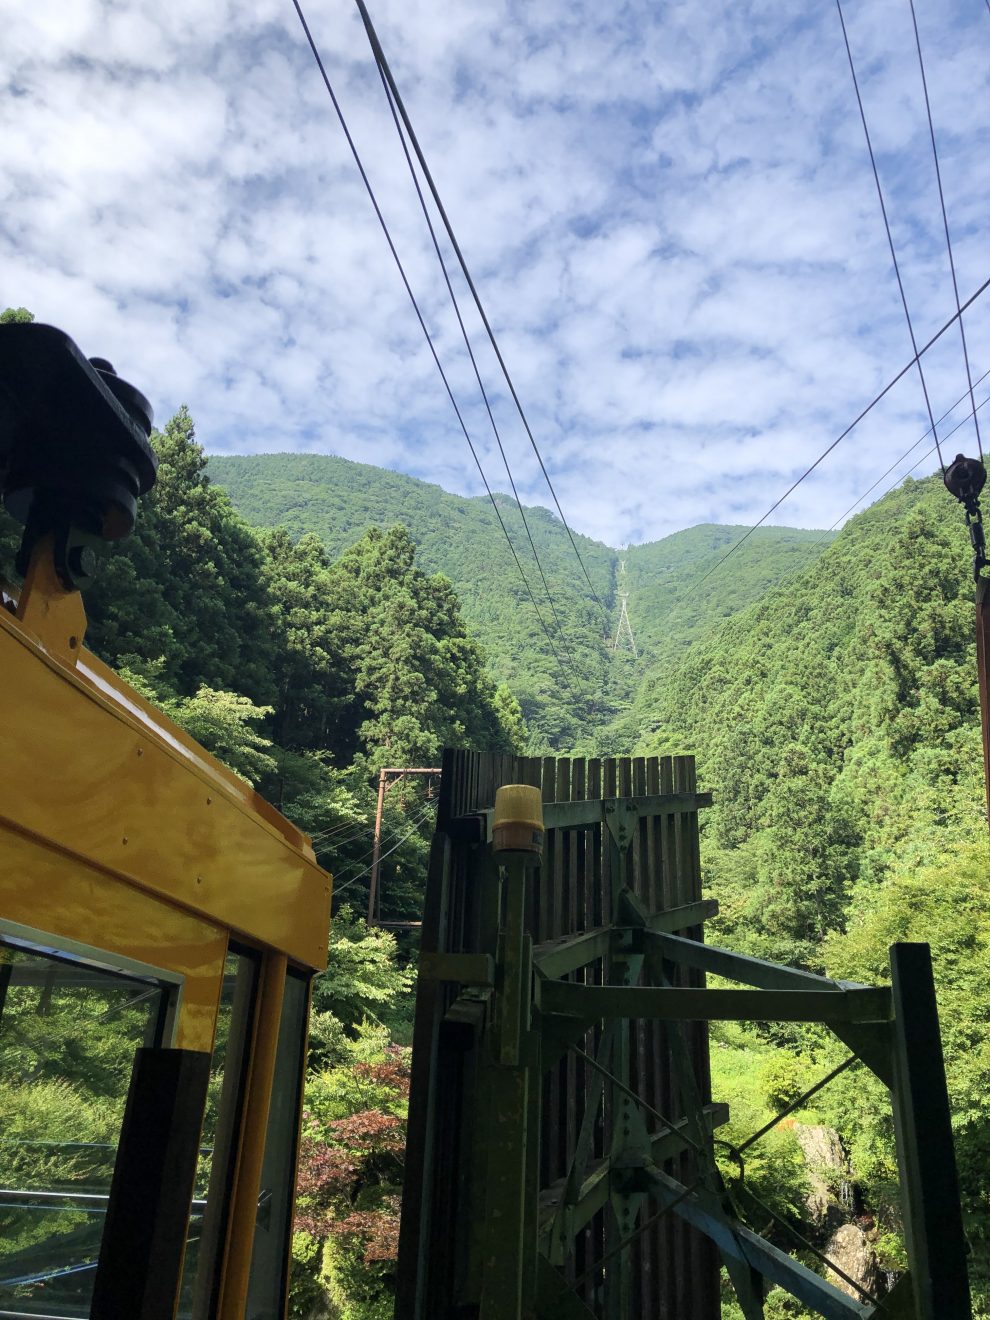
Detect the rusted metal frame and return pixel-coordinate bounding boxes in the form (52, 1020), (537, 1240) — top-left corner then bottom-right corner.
(367, 768), (387, 924)
(537, 981), (893, 1024)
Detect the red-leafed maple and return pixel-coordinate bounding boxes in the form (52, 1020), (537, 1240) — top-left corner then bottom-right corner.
(295, 1048), (410, 1266)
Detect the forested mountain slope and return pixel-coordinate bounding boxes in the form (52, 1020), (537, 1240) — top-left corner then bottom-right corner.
(633, 472), (990, 1303)
(208, 451), (614, 746)
(207, 452), (833, 746)
(637, 471), (983, 963)
(623, 523), (835, 660)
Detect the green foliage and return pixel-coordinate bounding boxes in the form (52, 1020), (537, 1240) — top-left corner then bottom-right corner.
(293, 1021), (409, 1320)
(636, 473), (990, 1305)
(324, 525), (518, 770)
(0, 952), (166, 1295)
(710, 1024), (810, 1220)
(310, 908), (415, 1057)
(0, 407), (531, 923)
(120, 661), (278, 785)
(623, 522), (835, 664)
(641, 475), (983, 966)
(821, 841), (990, 1301)
(0, 307), (35, 323)
(79, 407), (281, 705)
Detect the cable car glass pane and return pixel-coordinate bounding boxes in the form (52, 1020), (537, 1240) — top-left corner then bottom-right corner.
(0, 936), (169, 1317)
(244, 970), (309, 1319)
(177, 947), (259, 1319)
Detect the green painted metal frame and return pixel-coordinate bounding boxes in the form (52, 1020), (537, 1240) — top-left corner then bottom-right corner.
(397, 768), (970, 1320)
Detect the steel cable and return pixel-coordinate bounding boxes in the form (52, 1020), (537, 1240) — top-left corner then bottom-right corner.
(353, 0), (611, 629)
(330, 804), (437, 899)
(372, 61), (577, 667)
(908, 0), (983, 461)
(288, 0), (579, 696)
(684, 271), (990, 594)
(837, 0), (945, 472)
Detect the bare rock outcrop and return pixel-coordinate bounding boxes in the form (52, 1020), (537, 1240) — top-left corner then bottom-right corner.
(824, 1223), (882, 1298)
(792, 1123), (853, 1233)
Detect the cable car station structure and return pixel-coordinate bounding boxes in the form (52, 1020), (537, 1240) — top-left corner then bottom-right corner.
(397, 750), (970, 1320)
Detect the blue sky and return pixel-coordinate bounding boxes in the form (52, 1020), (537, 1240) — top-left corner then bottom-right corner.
(3, 0), (990, 547)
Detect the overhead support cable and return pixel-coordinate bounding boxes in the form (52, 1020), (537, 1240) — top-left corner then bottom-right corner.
(727, 388), (990, 615)
(288, 0), (578, 695)
(836, 0), (945, 473)
(327, 803), (440, 877)
(821, 377), (990, 539)
(372, 58), (575, 662)
(330, 804), (438, 900)
(685, 272), (990, 593)
(907, 0), (983, 461)
(649, 389), (990, 664)
(353, 0), (611, 629)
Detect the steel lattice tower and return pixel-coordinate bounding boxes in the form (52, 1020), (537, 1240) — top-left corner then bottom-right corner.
(611, 557), (638, 656)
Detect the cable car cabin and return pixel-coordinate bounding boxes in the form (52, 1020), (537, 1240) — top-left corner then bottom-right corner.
(0, 324), (331, 1319)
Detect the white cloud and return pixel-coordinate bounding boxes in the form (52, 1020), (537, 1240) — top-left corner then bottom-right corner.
(2, 0), (989, 551)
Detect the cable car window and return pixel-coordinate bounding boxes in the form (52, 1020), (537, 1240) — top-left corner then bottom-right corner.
(244, 969), (310, 1320)
(178, 947), (259, 1319)
(0, 935), (171, 1317)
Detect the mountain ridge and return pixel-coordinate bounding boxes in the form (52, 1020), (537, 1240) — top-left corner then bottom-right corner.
(206, 449), (831, 555)
(206, 450), (837, 747)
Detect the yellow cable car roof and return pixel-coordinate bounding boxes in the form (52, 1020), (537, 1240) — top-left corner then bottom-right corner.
(1, 556), (331, 971)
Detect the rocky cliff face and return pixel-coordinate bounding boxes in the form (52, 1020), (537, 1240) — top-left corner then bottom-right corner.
(792, 1123), (882, 1300)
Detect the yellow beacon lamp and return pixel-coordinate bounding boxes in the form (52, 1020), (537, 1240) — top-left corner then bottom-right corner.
(492, 784), (544, 863)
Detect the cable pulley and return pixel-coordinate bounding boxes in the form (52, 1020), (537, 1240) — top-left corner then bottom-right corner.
(944, 452), (988, 580)
(0, 323), (155, 591)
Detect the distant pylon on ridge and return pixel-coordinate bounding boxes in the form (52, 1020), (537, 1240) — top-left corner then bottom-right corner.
(611, 592), (637, 656)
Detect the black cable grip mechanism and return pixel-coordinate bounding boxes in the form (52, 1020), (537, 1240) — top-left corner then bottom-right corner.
(0, 323), (156, 591)
(944, 453), (989, 582)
